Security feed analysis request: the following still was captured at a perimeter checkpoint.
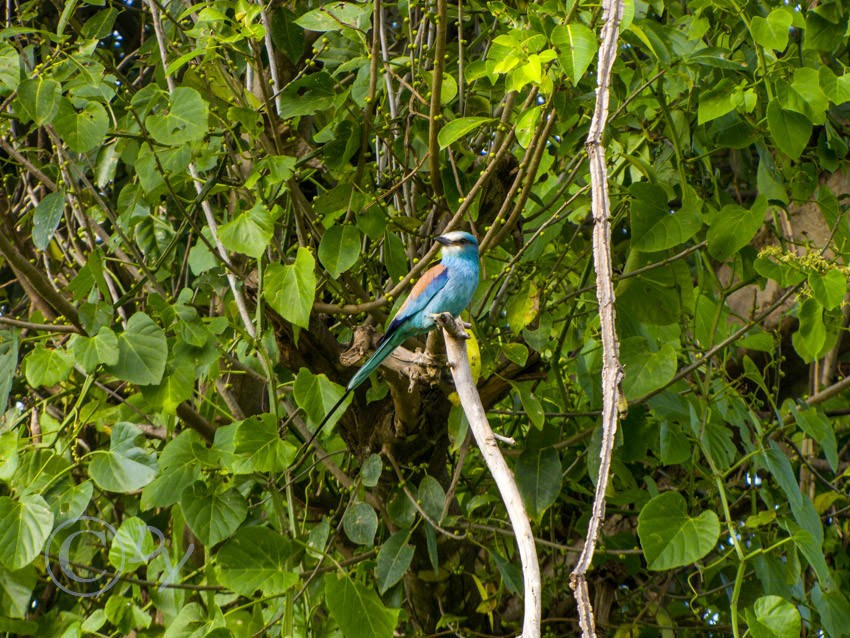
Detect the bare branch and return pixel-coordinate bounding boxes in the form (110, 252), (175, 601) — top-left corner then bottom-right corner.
(569, 0), (627, 635)
(434, 312), (541, 638)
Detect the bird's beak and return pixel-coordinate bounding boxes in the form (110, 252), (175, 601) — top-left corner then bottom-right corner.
(435, 235), (452, 246)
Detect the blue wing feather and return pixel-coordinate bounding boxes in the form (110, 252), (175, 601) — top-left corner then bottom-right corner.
(378, 265), (448, 345)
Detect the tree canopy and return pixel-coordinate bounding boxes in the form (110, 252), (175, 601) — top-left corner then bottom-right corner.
(1, 0), (849, 636)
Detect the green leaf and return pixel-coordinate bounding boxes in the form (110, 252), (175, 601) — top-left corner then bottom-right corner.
(706, 196), (767, 261)
(44, 479), (92, 527)
(637, 491), (720, 570)
(233, 413), (297, 473)
(788, 67), (829, 125)
(342, 501), (378, 545)
(766, 100), (811, 160)
(697, 79), (736, 124)
(264, 247), (316, 328)
(751, 8), (792, 50)
(11, 449), (69, 495)
(145, 87), (208, 146)
(318, 225), (361, 279)
(216, 526), (298, 596)
(808, 269), (846, 310)
(53, 99), (109, 153)
(32, 191), (65, 251)
(323, 573), (400, 638)
(621, 337), (677, 400)
(616, 256), (682, 325)
(14, 77), (61, 125)
(792, 298), (826, 363)
(417, 475), (446, 522)
(141, 359), (194, 415)
(754, 256), (806, 287)
(794, 408), (838, 473)
(516, 445), (561, 519)
(803, 4), (845, 52)
(0, 43), (20, 93)
(0, 330), (19, 414)
(437, 117), (493, 149)
(490, 550), (523, 596)
(23, 346), (74, 387)
(360, 453), (382, 487)
(506, 281), (539, 334)
(218, 202), (276, 259)
(81, 7), (118, 39)
(307, 517), (330, 558)
(109, 516), (155, 572)
(270, 7), (305, 63)
(502, 342), (529, 366)
(293, 367), (350, 431)
(630, 183), (702, 252)
(106, 312), (167, 385)
(89, 422), (158, 493)
(515, 382), (544, 430)
(387, 490), (416, 529)
(786, 520), (832, 587)
(69, 326), (119, 372)
(747, 595), (801, 638)
(811, 584), (850, 638)
(0, 565), (36, 619)
(819, 66), (850, 105)
(659, 422), (690, 465)
(551, 23), (597, 83)
(0, 495), (53, 570)
(141, 430), (203, 510)
(181, 481), (247, 547)
(162, 603), (209, 638)
(764, 441), (802, 510)
(188, 228), (218, 274)
(375, 530), (414, 594)
(295, 2), (372, 32)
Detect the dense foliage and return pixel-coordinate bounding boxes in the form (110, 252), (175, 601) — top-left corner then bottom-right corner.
(1, 0), (849, 635)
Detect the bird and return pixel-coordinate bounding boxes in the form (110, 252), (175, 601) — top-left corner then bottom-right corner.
(303, 230), (480, 447)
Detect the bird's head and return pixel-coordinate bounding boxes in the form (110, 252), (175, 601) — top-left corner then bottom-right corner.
(436, 231), (479, 259)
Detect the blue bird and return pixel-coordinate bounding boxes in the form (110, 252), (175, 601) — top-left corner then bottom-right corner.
(305, 231), (480, 446)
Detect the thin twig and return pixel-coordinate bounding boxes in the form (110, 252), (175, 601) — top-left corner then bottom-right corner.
(0, 316), (78, 333)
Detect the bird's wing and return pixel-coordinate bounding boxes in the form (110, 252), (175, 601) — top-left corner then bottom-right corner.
(378, 264), (448, 345)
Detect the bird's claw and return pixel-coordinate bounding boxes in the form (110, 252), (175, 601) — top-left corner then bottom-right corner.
(430, 313), (469, 339)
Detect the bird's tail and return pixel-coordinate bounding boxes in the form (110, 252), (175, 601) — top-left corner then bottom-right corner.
(300, 388), (351, 451)
(345, 330), (404, 392)
(297, 331), (402, 453)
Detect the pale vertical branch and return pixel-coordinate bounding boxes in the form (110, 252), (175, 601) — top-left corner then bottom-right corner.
(569, 0), (626, 636)
(434, 313), (541, 638)
(146, 0), (257, 341)
(260, 6), (283, 116)
(428, 0), (447, 196)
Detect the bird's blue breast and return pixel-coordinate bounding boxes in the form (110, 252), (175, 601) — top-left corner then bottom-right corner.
(410, 252), (479, 331)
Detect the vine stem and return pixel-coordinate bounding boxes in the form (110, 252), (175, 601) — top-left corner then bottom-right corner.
(434, 313), (541, 638)
(569, 0), (626, 636)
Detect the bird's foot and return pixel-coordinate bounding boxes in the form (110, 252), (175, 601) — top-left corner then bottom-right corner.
(430, 312), (469, 339)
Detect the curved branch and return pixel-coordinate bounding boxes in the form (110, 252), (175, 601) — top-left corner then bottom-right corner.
(435, 313), (541, 638)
